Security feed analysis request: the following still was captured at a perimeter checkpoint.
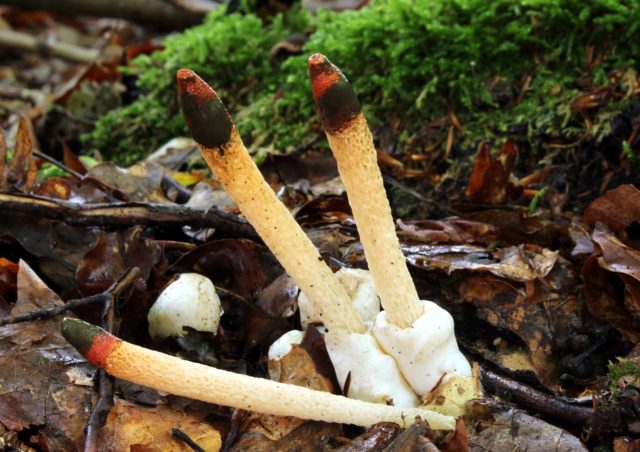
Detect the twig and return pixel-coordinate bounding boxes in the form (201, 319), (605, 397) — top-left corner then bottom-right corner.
(0, 193), (259, 241)
(33, 150), (84, 180)
(0, 268), (140, 328)
(83, 268), (140, 452)
(0, 29), (98, 64)
(479, 366), (594, 425)
(382, 175), (458, 217)
(160, 0), (218, 14)
(3, 0), (205, 29)
(0, 294), (105, 326)
(172, 428), (206, 452)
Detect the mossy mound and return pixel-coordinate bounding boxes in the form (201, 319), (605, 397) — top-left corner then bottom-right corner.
(85, 0), (640, 166)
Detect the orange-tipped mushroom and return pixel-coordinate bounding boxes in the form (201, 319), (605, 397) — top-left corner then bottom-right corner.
(62, 318), (455, 429)
(177, 69), (365, 334)
(308, 54), (423, 328)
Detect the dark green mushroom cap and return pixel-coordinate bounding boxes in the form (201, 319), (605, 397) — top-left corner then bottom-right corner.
(177, 69), (233, 148)
(308, 54), (361, 133)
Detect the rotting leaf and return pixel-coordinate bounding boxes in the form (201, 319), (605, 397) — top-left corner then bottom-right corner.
(397, 217), (499, 245)
(173, 239), (269, 301)
(86, 161), (169, 203)
(335, 423), (400, 451)
(1, 117), (37, 192)
(583, 185), (640, 233)
(75, 227), (161, 295)
(0, 261), (93, 450)
(583, 223), (640, 343)
(448, 253), (581, 386)
(1, 213), (100, 294)
(464, 399), (587, 451)
(583, 256), (640, 344)
(405, 244), (558, 282)
(382, 419), (439, 452)
(465, 141), (518, 205)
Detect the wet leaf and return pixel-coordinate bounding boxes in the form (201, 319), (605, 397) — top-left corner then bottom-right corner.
(406, 244), (558, 282)
(336, 423), (400, 451)
(584, 185), (640, 233)
(75, 227), (162, 294)
(0, 261), (93, 450)
(87, 161), (169, 203)
(465, 141), (518, 205)
(383, 420), (439, 452)
(464, 399), (587, 451)
(0, 117), (37, 192)
(397, 218), (499, 244)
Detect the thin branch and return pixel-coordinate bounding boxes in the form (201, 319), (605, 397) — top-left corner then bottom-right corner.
(0, 294), (105, 326)
(83, 267), (139, 452)
(0, 193), (259, 241)
(0, 267), (141, 327)
(0, 29), (98, 64)
(3, 0), (205, 29)
(172, 428), (206, 452)
(479, 366), (594, 425)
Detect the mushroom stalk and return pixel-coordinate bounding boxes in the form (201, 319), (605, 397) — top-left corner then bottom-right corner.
(62, 318), (455, 430)
(308, 54), (422, 328)
(177, 69), (365, 334)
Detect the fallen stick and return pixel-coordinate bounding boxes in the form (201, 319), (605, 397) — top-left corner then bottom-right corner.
(0, 193), (258, 240)
(62, 318), (455, 430)
(2, 0), (205, 29)
(0, 29), (99, 64)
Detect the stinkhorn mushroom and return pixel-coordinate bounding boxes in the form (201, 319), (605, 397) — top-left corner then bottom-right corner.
(178, 69), (417, 408)
(308, 54), (472, 395)
(176, 69), (364, 335)
(62, 318), (455, 429)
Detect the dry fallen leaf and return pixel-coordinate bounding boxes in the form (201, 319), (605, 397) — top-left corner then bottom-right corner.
(100, 398), (222, 451)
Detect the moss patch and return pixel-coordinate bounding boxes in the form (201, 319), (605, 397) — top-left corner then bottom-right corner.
(85, 0), (640, 166)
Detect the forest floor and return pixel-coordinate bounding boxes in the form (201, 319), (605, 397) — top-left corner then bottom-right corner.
(1, 3), (640, 451)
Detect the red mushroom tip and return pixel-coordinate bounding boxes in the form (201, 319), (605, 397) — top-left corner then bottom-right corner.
(62, 318), (120, 368)
(176, 69), (232, 148)
(307, 54), (360, 133)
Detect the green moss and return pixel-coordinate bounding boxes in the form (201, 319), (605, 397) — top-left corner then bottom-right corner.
(608, 358), (640, 403)
(86, 0), (640, 165)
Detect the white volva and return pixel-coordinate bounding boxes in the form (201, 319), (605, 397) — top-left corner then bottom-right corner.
(147, 273), (222, 340)
(373, 300), (471, 395)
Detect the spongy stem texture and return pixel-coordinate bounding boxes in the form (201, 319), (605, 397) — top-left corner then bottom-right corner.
(201, 127), (365, 333)
(327, 115), (423, 328)
(105, 340), (455, 430)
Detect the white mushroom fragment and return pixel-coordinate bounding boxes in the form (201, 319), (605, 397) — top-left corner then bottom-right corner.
(147, 273), (222, 341)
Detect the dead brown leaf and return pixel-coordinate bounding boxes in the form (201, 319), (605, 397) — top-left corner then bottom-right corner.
(0, 117), (37, 192)
(465, 141), (518, 205)
(100, 398), (222, 451)
(397, 217), (499, 244)
(465, 399), (587, 451)
(0, 261), (93, 450)
(75, 227), (162, 295)
(584, 184), (640, 232)
(406, 244), (558, 282)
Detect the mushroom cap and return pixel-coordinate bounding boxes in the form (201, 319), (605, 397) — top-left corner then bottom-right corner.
(308, 54), (361, 133)
(177, 69), (232, 148)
